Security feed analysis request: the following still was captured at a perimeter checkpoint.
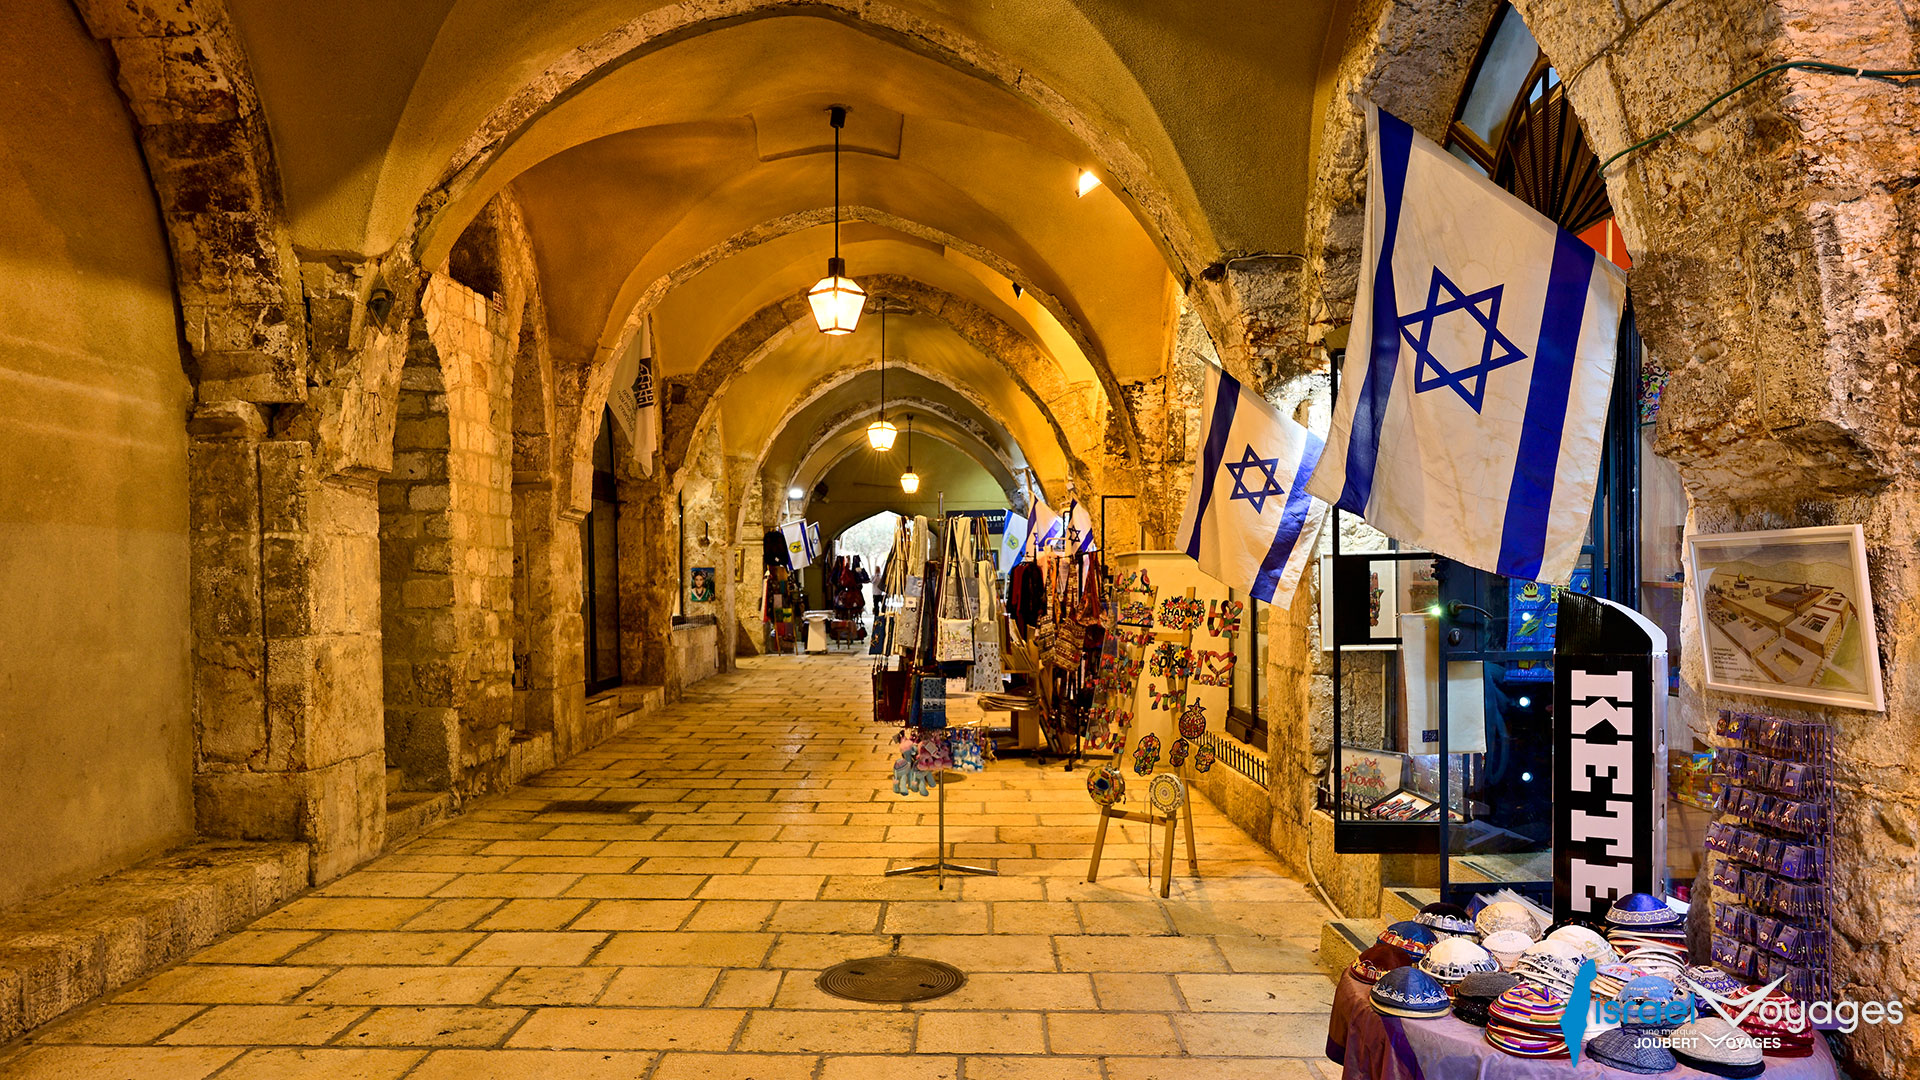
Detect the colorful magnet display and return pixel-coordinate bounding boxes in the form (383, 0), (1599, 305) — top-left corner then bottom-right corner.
(1118, 600), (1156, 627)
(1148, 642), (1196, 679)
(1207, 598), (1245, 637)
(1086, 765), (1126, 807)
(1168, 737), (1191, 767)
(1190, 649), (1236, 687)
(1158, 596), (1205, 630)
(1193, 740), (1217, 773)
(1179, 701), (1208, 740)
(1148, 684), (1186, 712)
(1149, 772), (1187, 815)
(1132, 733), (1162, 775)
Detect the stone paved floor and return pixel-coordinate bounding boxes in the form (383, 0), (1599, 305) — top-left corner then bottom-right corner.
(0, 655), (1337, 1080)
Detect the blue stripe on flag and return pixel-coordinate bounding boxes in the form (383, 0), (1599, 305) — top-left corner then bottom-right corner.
(1497, 229), (1597, 579)
(1184, 371), (1242, 561)
(1335, 108), (1416, 515)
(1251, 432), (1326, 603)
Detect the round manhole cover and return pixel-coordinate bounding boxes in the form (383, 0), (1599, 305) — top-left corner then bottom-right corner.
(817, 956), (966, 1003)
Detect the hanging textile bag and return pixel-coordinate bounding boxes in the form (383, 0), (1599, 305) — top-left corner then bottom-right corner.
(873, 662), (910, 724)
(896, 580), (922, 647)
(913, 673), (948, 729)
(967, 556), (1005, 691)
(936, 527), (976, 662)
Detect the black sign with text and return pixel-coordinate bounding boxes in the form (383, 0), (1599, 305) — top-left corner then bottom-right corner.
(1553, 593), (1668, 925)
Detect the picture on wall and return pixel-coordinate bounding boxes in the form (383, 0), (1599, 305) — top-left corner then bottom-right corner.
(1319, 555), (1399, 651)
(689, 567), (716, 604)
(1687, 524), (1884, 711)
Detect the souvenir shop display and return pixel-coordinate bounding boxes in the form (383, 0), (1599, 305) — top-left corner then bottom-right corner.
(1326, 877), (1844, 1078)
(1082, 551), (1237, 897)
(1002, 519), (1106, 761)
(1707, 709), (1834, 1003)
(760, 565), (805, 653)
(869, 511), (1004, 889)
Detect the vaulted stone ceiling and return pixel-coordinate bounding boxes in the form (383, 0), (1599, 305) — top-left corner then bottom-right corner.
(221, 0), (1341, 505)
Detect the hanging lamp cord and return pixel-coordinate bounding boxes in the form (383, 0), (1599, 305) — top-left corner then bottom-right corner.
(1600, 60), (1920, 172)
(832, 107), (843, 262)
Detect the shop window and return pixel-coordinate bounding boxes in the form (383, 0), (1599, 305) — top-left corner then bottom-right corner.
(1225, 593), (1267, 751)
(1329, 3), (1672, 906)
(583, 409), (621, 694)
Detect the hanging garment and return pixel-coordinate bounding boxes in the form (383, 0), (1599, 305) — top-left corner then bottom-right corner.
(1007, 562), (1046, 630)
(763, 529), (791, 568)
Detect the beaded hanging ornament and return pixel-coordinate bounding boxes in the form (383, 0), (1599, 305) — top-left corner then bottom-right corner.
(1132, 733), (1162, 775)
(1168, 737), (1191, 767)
(1147, 683), (1186, 712)
(1148, 642), (1196, 679)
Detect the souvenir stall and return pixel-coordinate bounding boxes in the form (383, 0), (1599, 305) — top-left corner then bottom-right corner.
(825, 555), (870, 647)
(761, 519), (819, 653)
(1001, 531), (1105, 762)
(869, 512), (1003, 888)
(1325, 597), (1841, 1078)
(1080, 550), (1238, 896)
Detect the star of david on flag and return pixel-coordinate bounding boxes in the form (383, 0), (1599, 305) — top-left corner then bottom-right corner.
(1306, 104), (1627, 584)
(1175, 365), (1327, 607)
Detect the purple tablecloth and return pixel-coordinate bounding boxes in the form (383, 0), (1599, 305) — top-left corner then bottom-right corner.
(1328, 972), (1840, 1080)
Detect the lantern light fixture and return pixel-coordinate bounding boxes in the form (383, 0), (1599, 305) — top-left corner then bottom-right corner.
(809, 105), (866, 334)
(899, 414), (920, 494)
(865, 303), (897, 450)
(1076, 169), (1102, 197)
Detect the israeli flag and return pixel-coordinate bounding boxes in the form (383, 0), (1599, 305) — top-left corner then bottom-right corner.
(1307, 105), (1626, 585)
(1065, 500), (1098, 554)
(780, 519), (817, 570)
(1175, 365), (1328, 606)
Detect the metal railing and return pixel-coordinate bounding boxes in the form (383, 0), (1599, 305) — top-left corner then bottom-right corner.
(1202, 732), (1268, 789)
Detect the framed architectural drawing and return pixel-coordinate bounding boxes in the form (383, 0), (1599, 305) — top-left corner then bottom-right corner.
(1687, 525), (1884, 711)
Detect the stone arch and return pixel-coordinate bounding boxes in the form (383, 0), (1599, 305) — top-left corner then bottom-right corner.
(594, 205), (1142, 461)
(409, 0), (1207, 291)
(657, 277), (1106, 513)
(756, 398), (1028, 535)
(72, 0), (309, 404)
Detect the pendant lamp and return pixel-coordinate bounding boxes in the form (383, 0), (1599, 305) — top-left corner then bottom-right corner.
(899, 414), (920, 494)
(865, 303), (897, 450)
(809, 105), (866, 334)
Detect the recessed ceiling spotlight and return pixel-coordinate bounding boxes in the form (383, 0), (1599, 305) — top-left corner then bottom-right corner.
(1076, 169), (1102, 197)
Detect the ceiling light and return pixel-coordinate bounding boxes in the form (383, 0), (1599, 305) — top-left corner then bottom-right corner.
(866, 302), (895, 450)
(787, 487), (805, 501)
(810, 105), (865, 334)
(1076, 169), (1102, 197)
(899, 414), (919, 493)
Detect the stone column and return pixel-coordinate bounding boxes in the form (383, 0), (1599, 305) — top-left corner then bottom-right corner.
(189, 407), (385, 884)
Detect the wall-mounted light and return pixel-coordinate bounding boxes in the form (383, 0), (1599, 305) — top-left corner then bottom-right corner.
(809, 105), (866, 334)
(787, 487), (805, 501)
(1076, 169), (1102, 197)
(899, 414), (919, 494)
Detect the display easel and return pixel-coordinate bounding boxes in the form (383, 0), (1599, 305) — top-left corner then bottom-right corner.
(1086, 585), (1200, 898)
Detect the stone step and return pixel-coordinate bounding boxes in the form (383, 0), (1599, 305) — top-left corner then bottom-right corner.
(1380, 885), (1440, 925)
(1320, 918), (1381, 977)
(0, 840), (308, 1044)
(385, 790), (454, 852)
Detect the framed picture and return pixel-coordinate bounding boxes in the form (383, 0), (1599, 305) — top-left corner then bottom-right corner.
(1687, 524), (1884, 711)
(1337, 746), (1407, 813)
(1320, 554), (1400, 651)
(689, 566), (716, 604)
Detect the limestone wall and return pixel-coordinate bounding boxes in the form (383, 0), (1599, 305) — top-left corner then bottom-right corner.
(0, 0), (196, 907)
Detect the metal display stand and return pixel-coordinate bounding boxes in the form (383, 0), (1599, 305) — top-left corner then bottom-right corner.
(885, 770), (998, 890)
